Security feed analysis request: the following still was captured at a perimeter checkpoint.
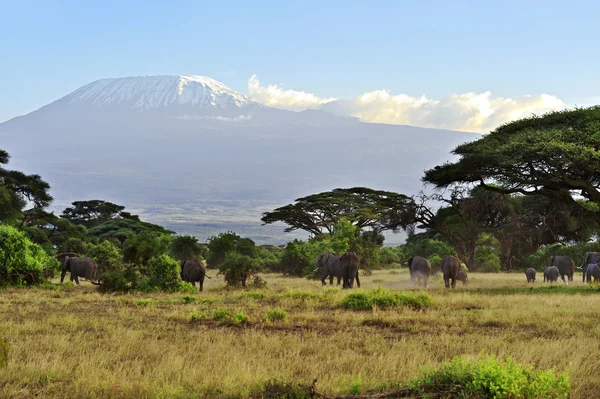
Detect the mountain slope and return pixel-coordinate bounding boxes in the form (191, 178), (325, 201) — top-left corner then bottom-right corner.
(0, 75), (479, 244)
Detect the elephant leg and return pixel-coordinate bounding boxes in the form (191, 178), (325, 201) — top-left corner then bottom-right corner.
(423, 276), (428, 289)
(451, 277), (456, 289)
(560, 274), (567, 285)
(241, 275), (246, 288)
(72, 273), (80, 285)
(199, 277), (204, 292)
(355, 272), (360, 288)
(336, 276), (341, 286)
(444, 277), (449, 289)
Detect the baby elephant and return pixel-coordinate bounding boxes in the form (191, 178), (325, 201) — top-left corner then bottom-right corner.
(456, 270), (468, 286)
(584, 263), (600, 283)
(525, 267), (536, 283)
(544, 266), (560, 283)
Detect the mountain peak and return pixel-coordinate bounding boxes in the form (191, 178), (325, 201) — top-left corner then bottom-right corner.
(64, 74), (253, 111)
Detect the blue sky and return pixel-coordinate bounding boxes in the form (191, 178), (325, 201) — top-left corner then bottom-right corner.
(1, 0), (599, 126)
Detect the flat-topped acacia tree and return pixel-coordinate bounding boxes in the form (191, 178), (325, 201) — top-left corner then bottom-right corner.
(423, 106), (600, 225)
(261, 187), (419, 237)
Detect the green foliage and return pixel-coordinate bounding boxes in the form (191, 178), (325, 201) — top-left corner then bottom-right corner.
(411, 355), (570, 398)
(88, 218), (172, 244)
(206, 232), (242, 268)
(0, 339), (9, 368)
(378, 246), (404, 266)
(477, 250), (501, 273)
(176, 281), (198, 293)
(168, 235), (205, 261)
(188, 312), (201, 323)
(182, 295), (197, 303)
(98, 271), (131, 293)
(261, 187), (418, 236)
(219, 252), (260, 288)
(135, 299), (154, 307)
(264, 307), (288, 322)
(402, 234), (457, 259)
(87, 240), (123, 274)
(61, 200), (125, 228)
(122, 232), (171, 266)
(140, 254), (181, 292)
(348, 374), (362, 395)
(341, 288), (433, 311)
(212, 308), (250, 326)
(0, 225), (51, 286)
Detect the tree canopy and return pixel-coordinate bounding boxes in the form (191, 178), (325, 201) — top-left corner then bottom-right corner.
(261, 187), (418, 236)
(62, 200), (129, 228)
(423, 107), (600, 219)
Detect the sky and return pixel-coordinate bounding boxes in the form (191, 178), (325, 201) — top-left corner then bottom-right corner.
(2, 0), (599, 131)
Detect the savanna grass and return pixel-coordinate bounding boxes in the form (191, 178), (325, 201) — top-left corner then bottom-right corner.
(0, 270), (597, 397)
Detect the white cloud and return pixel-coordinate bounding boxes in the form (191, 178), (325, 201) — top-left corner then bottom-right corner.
(247, 76), (565, 133)
(247, 75), (336, 111)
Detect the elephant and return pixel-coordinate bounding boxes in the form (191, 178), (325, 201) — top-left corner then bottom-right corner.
(407, 256), (431, 288)
(180, 259), (207, 291)
(583, 263), (600, 283)
(525, 267), (536, 283)
(340, 252), (360, 289)
(440, 255), (461, 289)
(456, 270), (468, 286)
(580, 252), (600, 281)
(543, 266), (560, 283)
(60, 256), (100, 285)
(579, 252), (600, 270)
(318, 253), (343, 286)
(547, 255), (574, 284)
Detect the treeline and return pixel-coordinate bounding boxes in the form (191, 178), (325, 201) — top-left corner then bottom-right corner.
(3, 107), (600, 288)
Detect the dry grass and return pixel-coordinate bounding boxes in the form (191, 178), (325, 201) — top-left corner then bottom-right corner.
(0, 269), (598, 398)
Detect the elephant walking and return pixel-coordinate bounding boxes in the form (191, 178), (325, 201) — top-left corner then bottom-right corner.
(180, 259), (207, 291)
(407, 256), (431, 288)
(525, 267), (536, 283)
(547, 256), (574, 284)
(341, 252), (360, 289)
(456, 270), (468, 286)
(440, 255), (461, 289)
(60, 256), (100, 285)
(544, 266), (560, 283)
(584, 263), (600, 283)
(318, 253), (343, 286)
(579, 252), (600, 270)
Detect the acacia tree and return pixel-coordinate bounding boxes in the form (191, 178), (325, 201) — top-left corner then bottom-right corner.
(423, 107), (600, 224)
(0, 149), (52, 224)
(261, 187), (418, 236)
(61, 200), (127, 228)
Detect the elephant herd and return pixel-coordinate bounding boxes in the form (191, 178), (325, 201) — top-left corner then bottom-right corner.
(525, 252), (600, 284)
(318, 253), (468, 290)
(58, 255), (208, 291)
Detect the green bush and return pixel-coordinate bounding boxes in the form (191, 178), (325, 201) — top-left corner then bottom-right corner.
(342, 288), (433, 311)
(140, 254), (181, 292)
(99, 271), (131, 293)
(477, 246), (501, 273)
(87, 240), (123, 274)
(0, 225), (52, 286)
(188, 312), (201, 323)
(219, 252), (260, 288)
(265, 307), (288, 322)
(411, 355), (570, 398)
(212, 308), (250, 326)
(182, 295), (197, 303)
(177, 281), (198, 293)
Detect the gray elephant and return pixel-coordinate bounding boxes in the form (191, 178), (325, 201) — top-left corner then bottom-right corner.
(579, 252), (600, 270)
(180, 259), (207, 291)
(440, 255), (461, 289)
(547, 256), (574, 284)
(525, 267), (536, 283)
(544, 266), (560, 283)
(341, 252), (360, 289)
(584, 263), (600, 283)
(407, 256), (431, 288)
(580, 252), (600, 281)
(60, 256), (100, 285)
(318, 253), (343, 286)
(456, 270), (468, 286)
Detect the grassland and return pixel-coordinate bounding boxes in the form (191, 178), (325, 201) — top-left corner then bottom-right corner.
(0, 270), (598, 398)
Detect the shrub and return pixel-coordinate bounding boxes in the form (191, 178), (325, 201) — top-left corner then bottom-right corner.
(212, 308), (250, 326)
(188, 312), (201, 323)
(177, 281), (198, 293)
(0, 225), (51, 286)
(182, 295), (197, 304)
(99, 271), (131, 293)
(410, 355), (570, 398)
(219, 253), (260, 288)
(342, 288), (433, 311)
(141, 254), (181, 292)
(212, 308), (231, 324)
(231, 311), (250, 325)
(265, 307), (288, 322)
(87, 240), (123, 274)
(477, 247), (501, 273)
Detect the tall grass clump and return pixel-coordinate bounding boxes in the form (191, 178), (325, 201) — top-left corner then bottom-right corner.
(0, 339), (9, 368)
(411, 355), (570, 398)
(264, 307), (288, 322)
(341, 288), (432, 311)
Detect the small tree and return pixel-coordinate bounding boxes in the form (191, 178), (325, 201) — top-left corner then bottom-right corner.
(168, 235), (205, 261)
(0, 225), (53, 285)
(141, 254), (181, 292)
(87, 240), (123, 274)
(219, 252), (261, 288)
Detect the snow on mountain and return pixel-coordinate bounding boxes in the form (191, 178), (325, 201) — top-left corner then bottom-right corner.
(64, 75), (254, 110)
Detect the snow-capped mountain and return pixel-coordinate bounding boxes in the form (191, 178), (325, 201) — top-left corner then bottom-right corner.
(66, 75), (254, 110)
(0, 74), (477, 244)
